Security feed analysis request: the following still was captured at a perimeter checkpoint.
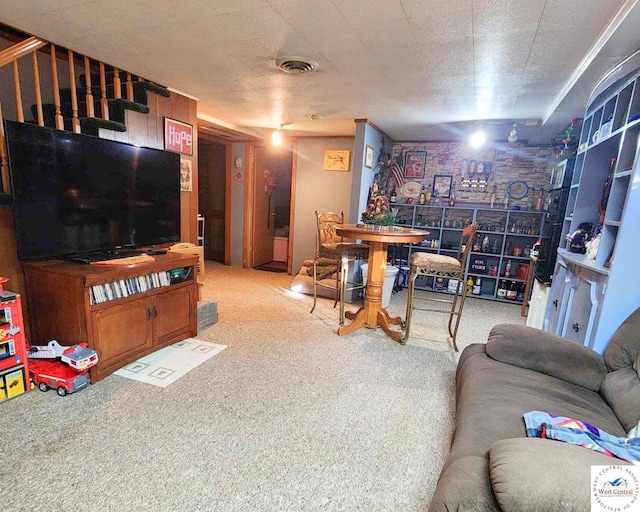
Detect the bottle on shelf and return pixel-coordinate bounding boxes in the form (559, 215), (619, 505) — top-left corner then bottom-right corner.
(418, 184), (426, 205)
(472, 277), (482, 295)
(504, 260), (512, 278)
(425, 184), (432, 205)
(491, 265), (498, 276)
(490, 185), (497, 209)
(482, 235), (489, 253)
(473, 237), (481, 252)
(491, 238), (499, 254)
(497, 280), (507, 299)
(449, 191), (455, 207)
(503, 191), (509, 209)
(506, 281), (518, 300)
(466, 277), (474, 294)
(534, 188), (544, 211)
(516, 282), (525, 302)
(390, 186), (397, 203)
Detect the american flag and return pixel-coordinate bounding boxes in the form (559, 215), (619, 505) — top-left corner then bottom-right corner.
(391, 150), (405, 187)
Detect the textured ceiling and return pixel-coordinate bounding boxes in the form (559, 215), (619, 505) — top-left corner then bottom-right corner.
(1, 0), (639, 144)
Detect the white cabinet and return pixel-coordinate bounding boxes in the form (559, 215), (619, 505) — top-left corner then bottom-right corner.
(544, 52), (640, 353)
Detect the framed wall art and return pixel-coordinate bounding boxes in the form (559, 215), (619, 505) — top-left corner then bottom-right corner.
(323, 149), (350, 171)
(404, 151), (426, 179)
(164, 117), (193, 155)
(364, 145), (374, 169)
(433, 174), (453, 198)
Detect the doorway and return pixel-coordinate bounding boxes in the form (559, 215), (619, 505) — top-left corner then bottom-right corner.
(252, 144), (292, 272)
(198, 137), (226, 262)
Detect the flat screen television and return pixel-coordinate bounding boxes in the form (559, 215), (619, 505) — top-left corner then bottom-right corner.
(5, 120), (181, 262)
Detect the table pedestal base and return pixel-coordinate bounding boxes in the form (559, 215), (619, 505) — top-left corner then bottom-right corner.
(338, 306), (404, 342)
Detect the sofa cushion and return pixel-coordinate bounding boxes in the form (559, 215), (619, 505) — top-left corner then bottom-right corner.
(428, 455), (500, 512)
(604, 306), (640, 371)
(600, 367), (640, 432)
(489, 438), (630, 512)
(446, 345), (625, 473)
(486, 324), (608, 392)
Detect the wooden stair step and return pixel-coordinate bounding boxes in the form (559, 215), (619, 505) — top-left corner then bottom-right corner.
(34, 98), (149, 125)
(33, 116), (127, 135)
(64, 78), (171, 104)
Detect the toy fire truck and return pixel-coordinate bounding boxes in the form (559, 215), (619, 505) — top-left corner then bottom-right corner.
(27, 340), (98, 396)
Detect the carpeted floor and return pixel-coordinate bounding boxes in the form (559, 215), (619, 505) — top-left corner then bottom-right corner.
(1, 262), (525, 512)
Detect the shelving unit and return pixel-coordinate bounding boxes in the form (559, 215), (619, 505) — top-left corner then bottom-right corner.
(390, 204), (544, 304)
(0, 286), (30, 401)
(545, 52), (640, 352)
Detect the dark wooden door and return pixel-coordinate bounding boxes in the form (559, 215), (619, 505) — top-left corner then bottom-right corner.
(252, 145), (276, 267)
(198, 138), (226, 262)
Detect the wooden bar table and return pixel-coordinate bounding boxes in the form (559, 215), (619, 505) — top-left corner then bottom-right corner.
(335, 223), (429, 342)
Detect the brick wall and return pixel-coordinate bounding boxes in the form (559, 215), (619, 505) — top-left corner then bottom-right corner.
(391, 141), (553, 209)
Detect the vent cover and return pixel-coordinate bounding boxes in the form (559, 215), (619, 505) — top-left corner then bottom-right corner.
(275, 57), (318, 74)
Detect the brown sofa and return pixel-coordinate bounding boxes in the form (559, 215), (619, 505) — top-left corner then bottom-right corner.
(430, 307), (640, 511)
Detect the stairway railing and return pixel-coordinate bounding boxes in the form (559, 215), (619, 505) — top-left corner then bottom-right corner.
(0, 33), (148, 194)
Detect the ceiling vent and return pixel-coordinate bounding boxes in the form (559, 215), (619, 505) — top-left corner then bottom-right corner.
(275, 57), (318, 74)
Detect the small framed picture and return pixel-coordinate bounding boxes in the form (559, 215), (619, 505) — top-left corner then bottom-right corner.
(364, 145), (374, 169)
(404, 151), (427, 178)
(433, 174), (453, 198)
(323, 150), (350, 171)
(164, 117), (193, 155)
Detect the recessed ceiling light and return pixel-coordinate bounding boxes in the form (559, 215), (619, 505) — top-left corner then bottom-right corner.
(469, 128), (487, 148)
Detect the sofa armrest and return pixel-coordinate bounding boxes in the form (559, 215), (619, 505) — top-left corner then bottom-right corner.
(486, 324), (608, 392)
(490, 437), (631, 512)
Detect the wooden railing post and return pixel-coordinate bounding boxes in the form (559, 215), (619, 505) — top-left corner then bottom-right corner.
(50, 44), (64, 130)
(99, 62), (109, 120)
(0, 100), (9, 194)
(125, 72), (134, 101)
(12, 61), (24, 123)
(113, 67), (122, 99)
(84, 56), (94, 118)
(32, 52), (44, 126)
(68, 50), (80, 133)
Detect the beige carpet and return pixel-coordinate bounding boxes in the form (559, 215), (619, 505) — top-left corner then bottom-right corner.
(1, 261), (525, 512)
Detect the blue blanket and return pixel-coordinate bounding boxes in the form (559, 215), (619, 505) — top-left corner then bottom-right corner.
(524, 411), (640, 464)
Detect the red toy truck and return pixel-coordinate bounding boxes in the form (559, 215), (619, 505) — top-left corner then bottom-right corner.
(27, 340), (98, 396)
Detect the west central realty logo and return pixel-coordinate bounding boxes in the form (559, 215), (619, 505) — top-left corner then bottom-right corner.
(592, 465), (639, 511)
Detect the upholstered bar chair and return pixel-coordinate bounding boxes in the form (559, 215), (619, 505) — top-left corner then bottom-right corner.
(403, 223), (478, 351)
(310, 211), (369, 325)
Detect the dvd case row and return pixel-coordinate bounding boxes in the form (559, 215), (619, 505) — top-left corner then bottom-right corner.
(90, 271), (171, 305)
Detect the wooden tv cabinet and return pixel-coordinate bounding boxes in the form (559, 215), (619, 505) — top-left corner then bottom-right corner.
(23, 253), (198, 382)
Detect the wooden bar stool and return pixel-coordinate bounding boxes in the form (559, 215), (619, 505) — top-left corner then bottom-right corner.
(310, 211), (369, 324)
(403, 223), (478, 351)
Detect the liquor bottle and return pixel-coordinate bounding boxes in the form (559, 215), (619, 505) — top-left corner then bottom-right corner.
(473, 237), (481, 252)
(466, 277), (474, 294)
(504, 260), (512, 278)
(516, 282), (525, 302)
(425, 184), (432, 204)
(390, 186), (397, 203)
(534, 188), (544, 211)
(503, 191), (509, 209)
(497, 280), (507, 299)
(490, 185), (497, 209)
(418, 184), (426, 205)
(491, 238), (499, 254)
(449, 191), (455, 207)
(506, 281), (517, 300)
(491, 265), (498, 276)
(482, 235), (489, 253)
(472, 277), (482, 295)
